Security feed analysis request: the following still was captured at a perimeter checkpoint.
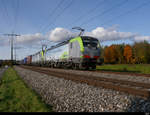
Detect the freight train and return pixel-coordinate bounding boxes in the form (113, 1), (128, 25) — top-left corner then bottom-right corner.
(21, 36), (101, 70)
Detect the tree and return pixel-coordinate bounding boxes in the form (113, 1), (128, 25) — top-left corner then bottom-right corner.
(115, 44), (125, 64)
(124, 45), (133, 64)
(104, 46), (112, 64)
(104, 45), (119, 64)
(133, 41), (150, 64)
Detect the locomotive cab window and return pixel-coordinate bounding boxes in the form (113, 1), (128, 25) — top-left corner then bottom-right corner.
(82, 36), (99, 48)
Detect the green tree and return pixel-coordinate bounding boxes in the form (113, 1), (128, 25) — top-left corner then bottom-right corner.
(133, 41), (150, 64)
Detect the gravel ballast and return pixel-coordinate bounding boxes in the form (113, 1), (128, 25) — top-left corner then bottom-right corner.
(14, 66), (150, 112)
(41, 68), (150, 84)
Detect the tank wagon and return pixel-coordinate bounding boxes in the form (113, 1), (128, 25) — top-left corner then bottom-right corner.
(23, 36), (101, 70)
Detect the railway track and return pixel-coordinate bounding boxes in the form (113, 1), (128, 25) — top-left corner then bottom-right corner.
(94, 70), (150, 78)
(20, 65), (150, 99)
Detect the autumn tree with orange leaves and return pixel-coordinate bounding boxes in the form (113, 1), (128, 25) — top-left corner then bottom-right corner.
(104, 45), (119, 64)
(101, 41), (150, 64)
(104, 46), (112, 63)
(123, 45), (133, 64)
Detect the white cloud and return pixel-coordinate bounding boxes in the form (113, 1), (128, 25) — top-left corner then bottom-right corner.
(84, 27), (136, 41)
(47, 27), (150, 43)
(15, 33), (45, 45)
(48, 27), (137, 42)
(48, 27), (77, 42)
(0, 37), (10, 46)
(1, 26), (150, 48)
(134, 36), (150, 42)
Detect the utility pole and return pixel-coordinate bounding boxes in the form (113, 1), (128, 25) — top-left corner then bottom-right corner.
(14, 46), (17, 61)
(4, 33), (20, 64)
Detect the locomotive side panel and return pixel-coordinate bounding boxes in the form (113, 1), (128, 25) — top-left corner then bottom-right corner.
(46, 44), (69, 61)
(69, 41), (81, 58)
(68, 37), (84, 64)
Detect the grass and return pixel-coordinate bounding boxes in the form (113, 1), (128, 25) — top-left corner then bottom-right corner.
(0, 67), (52, 112)
(96, 64), (150, 74)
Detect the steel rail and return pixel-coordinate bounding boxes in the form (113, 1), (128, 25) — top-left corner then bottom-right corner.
(20, 66), (150, 99)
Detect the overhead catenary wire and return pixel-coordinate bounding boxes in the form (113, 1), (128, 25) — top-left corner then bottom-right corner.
(37, 0), (66, 49)
(101, 0), (150, 44)
(0, 0), (12, 32)
(41, 0), (74, 33)
(37, 0), (74, 52)
(12, 0), (19, 33)
(38, 0), (65, 33)
(0, 1), (5, 33)
(38, 0), (105, 47)
(79, 0), (129, 27)
(100, 0), (150, 27)
(67, 0), (106, 28)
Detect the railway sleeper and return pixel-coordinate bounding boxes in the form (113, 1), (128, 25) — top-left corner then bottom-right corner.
(20, 66), (150, 99)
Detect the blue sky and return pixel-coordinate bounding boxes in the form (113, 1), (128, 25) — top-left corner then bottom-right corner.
(0, 0), (150, 60)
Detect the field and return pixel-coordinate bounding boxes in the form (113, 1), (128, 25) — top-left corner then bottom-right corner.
(97, 64), (150, 74)
(0, 67), (52, 112)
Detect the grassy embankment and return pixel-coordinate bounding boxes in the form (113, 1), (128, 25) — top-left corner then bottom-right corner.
(97, 64), (150, 74)
(0, 67), (52, 112)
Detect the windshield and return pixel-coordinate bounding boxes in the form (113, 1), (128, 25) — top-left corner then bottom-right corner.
(82, 36), (99, 48)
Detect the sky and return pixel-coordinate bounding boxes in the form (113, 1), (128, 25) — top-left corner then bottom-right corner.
(0, 0), (150, 60)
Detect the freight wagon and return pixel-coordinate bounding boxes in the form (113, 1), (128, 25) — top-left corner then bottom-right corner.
(27, 55), (32, 65)
(23, 57), (27, 65)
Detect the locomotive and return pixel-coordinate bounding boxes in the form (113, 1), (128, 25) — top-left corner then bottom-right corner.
(22, 35), (101, 70)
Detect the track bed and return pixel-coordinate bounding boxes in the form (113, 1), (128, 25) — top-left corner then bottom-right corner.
(20, 65), (150, 99)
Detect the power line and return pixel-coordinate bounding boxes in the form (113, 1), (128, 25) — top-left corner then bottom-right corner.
(0, 1), (6, 33)
(13, 0), (19, 33)
(38, 0), (74, 48)
(80, 0), (129, 27)
(68, 0), (106, 28)
(1, 0), (12, 31)
(1, 0), (10, 22)
(37, 0), (66, 47)
(101, 0), (150, 27)
(41, 0), (74, 33)
(38, 0), (65, 33)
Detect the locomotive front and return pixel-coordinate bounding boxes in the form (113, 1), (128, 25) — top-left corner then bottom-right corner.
(80, 36), (100, 69)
